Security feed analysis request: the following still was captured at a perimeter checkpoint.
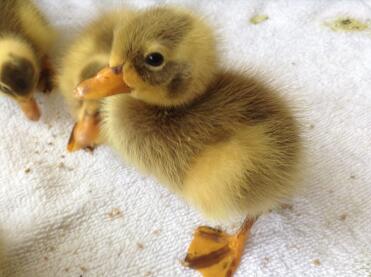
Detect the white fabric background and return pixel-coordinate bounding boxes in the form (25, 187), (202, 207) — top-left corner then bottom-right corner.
(0, 0), (370, 276)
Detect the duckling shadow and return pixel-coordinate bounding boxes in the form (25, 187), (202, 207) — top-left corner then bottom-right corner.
(0, 172), (91, 277)
(0, 227), (19, 277)
(0, 228), (5, 276)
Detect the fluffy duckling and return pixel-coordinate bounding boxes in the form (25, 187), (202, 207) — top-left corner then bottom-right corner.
(58, 9), (135, 152)
(0, 0), (55, 121)
(76, 7), (302, 276)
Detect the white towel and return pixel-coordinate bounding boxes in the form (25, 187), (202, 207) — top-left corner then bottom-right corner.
(0, 0), (370, 276)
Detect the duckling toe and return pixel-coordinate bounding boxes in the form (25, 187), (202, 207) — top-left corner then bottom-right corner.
(67, 114), (100, 152)
(184, 218), (255, 277)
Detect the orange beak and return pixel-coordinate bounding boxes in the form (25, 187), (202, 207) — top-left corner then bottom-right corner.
(74, 66), (131, 100)
(17, 97), (41, 121)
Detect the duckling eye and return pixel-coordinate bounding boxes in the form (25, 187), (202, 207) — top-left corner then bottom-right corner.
(145, 52), (164, 67)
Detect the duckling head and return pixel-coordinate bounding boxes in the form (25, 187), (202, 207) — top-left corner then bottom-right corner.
(105, 7), (217, 107)
(0, 37), (39, 98)
(0, 37), (40, 120)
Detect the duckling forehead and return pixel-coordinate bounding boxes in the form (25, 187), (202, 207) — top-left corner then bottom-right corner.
(123, 8), (193, 55)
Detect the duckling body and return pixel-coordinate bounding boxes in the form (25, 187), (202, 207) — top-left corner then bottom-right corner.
(78, 6), (302, 275)
(99, 7), (301, 220)
(58, 10), (135, 150)
(104, 71), (301, 220)
(0, 0), (55, 120)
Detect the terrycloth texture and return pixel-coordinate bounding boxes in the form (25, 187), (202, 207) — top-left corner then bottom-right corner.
(0, 0), (370, 276)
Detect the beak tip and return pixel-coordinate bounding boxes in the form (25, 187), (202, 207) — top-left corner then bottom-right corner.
(18, 98), (41, 121)
(73, 66), (130, 100)
(74, 86), (87, 99)
(27, 113), (41, 121)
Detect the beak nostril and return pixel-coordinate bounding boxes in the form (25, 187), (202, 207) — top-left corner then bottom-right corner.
(111, 65), (123, 74)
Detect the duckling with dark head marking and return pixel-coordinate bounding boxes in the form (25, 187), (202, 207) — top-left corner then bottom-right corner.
(76, 6), (302, 276)
(0, 0), (56, 121)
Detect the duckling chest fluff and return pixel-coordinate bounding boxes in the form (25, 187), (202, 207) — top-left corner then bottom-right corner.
(103, 71), (301, 220)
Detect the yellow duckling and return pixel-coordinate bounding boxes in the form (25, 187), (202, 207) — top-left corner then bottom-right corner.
(0, 0), (55, 121)
(76, 6), (302, 276)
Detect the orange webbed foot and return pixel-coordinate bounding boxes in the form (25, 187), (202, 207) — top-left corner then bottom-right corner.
(67, 113), (101, 152)
(184, 217), (255, 277)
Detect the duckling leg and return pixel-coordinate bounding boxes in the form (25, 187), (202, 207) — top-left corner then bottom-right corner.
(38, 55), (54, 93)
(184, 217), (255, 277)
(67, 101), (101, 152)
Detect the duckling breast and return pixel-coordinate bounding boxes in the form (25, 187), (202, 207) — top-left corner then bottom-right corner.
(103, 71), (302, 219)
(102, 94), (233, 192)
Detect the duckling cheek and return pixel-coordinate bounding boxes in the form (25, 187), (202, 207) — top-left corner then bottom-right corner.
(123, 67), (143, 89)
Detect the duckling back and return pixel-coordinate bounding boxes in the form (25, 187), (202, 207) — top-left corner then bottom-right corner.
(0, 1), (21, 34)
(0, 0), (55, 58)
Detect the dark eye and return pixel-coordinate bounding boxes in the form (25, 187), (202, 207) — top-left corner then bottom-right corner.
(145, 52), (164, 67)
